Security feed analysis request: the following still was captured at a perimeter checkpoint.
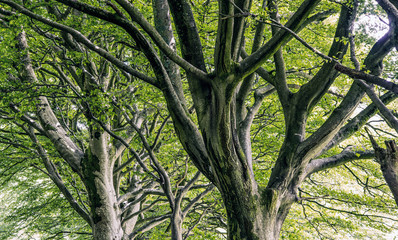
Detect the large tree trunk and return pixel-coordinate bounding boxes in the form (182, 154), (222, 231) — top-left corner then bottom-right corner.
(222, 186), (295, 240)
(213, 154), (296, 240)
(198, 78), (295, 240)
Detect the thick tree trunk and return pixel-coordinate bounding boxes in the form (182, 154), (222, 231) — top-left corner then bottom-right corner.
(199, 79), (295, 240)
(223, 191), (264, 239)
(219, 171), (295, 240)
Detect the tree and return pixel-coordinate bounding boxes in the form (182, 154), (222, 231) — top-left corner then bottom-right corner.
(1, 0), (398, 239)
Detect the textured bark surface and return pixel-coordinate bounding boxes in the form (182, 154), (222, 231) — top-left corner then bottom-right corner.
(83, 127), (124, 240)
(373, 140), (398, 207)
(4, 0), (398, 239)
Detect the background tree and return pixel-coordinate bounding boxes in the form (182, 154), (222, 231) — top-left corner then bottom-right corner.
(0, 3), (217, 239)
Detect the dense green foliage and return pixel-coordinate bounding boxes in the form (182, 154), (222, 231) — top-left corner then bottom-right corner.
(1, 0), (398, 239)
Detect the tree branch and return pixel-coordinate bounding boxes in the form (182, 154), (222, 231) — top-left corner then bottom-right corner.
(1, 0), (158, 87)
(25, 126), (92, 226)
(299, 19), (395, 160)
(119, 188), (164, 205)
(304, 147), (374, 178)
(322, 91), (397, 154)
(123, 111), (175, 206)
(377, 0), (398, 19)
(54, 0), (208, 82)
(230, 0), (251, 61)
(268, 0), (290, 105)
(175, 171), (201, 208)
(214, 0), (234, 74)
(15, 31), (84, 173)
(129, 214), (170, 239)
(239, 0), (321, 78)
(182, 184), (215, 217)
(357, 80), (398, 132)
(153, 0), (186, 107)
(335, 64), (398, 94)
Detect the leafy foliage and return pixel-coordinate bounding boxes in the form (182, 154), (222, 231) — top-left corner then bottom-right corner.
(0, 0), (398, 239)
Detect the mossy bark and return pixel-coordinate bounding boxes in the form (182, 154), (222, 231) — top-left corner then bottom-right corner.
(195, 76), (295, 240)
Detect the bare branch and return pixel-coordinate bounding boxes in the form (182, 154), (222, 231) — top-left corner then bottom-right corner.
(239, 0), (321, 77)
(183, 185), (215, 217)
(129, 214), (170, 239)
(335, 64), (398, 94)
(24, 126), (92, 226)
(357, 80), (398, 132)
(55, 0), (208, 82)
(118, 188), (164, 205)
(305, 147), (374, 178)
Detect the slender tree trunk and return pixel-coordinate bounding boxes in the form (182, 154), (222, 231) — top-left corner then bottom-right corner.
(171, 209), (183, 240)
(83, 126), (124, 240)
(122, 203), (140, 236)
(373, 140), (398, 206)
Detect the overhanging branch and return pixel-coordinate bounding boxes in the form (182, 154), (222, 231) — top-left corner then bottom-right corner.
(1, 0), (158, 87)
(335, 64), (398, 94)
(55, 0), (209, 82)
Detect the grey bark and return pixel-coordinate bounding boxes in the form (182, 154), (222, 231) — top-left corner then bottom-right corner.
(370, 138), (398, 207)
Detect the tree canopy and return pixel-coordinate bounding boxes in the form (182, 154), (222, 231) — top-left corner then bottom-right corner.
(1, 0), (398, 239)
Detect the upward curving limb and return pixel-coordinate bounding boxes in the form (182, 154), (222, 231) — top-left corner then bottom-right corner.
(266, 3), (357, 191)
(377, 0), (398, 50)
(167, 0), (212, 121)
(230, 0), (252, 61)
(377, 0), (398, 20)
(15, 31), (84, 174)
(108, 0), (208, 80)
(268, 0), (290, 106)
(298, 22), (394, 163)
(214, 0), (235, 74)
(295, 2), (356, 112)
(236, 0), (268, 113)
(166, 0), (207, 72)
(153, 0), (186, 107)
(238, 0), (321, 78)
